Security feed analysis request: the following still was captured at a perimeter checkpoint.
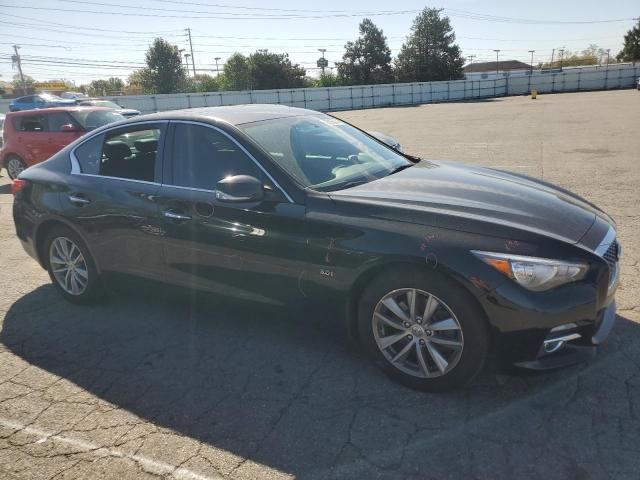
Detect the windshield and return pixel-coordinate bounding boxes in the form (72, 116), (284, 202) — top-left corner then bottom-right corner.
(70, 110), (124, 131)
(40, 93), (63, 101)
(239, 114), (411, 191)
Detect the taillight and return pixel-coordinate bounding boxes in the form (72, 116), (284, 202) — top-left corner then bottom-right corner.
(11, 179), (28, 196)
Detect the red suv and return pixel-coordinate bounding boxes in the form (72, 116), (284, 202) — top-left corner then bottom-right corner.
(1, 107), (125, 179)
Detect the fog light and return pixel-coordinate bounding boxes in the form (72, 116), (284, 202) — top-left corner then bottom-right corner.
(542, 325), (581, 354)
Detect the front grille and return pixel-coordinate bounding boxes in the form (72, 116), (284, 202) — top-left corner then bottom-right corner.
(603, 240), (620, 286)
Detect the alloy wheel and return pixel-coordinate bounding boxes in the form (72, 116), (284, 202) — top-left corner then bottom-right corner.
(49, 237), (89, 295)
(372, 288), (464, 378)
(6, 157), (25, 179)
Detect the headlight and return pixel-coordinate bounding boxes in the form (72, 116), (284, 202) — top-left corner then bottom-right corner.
(472, 251), (589, 292)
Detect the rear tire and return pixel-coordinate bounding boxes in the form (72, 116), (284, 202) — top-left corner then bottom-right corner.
(5, 155), (26, 180)
(357, 266), (490, 391)
(44, 226), (103, 304)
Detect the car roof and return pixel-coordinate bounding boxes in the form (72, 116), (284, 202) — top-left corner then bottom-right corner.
(5, 106), (115, 116)
(138, 104), (321, 126)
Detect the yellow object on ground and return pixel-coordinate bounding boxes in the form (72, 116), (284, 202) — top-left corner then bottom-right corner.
(531, 89), (537, 99)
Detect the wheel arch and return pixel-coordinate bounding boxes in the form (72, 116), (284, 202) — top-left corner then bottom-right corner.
(34, 218), (102, 274)
(345, 259), (495, 345)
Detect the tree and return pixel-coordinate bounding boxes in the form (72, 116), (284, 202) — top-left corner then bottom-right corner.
(222, 53), (250, 90)
(617, 19), (640, 62)
(87, 77), (124, 96)
(125, 69), (148, 95)
(338, 19), (393, 85)
(247, 50), (306, 90)
(11, 73), (35, 90)
(185, 73), (220, 92)
(394, 8), (465, 82)
(315, 71), (341, 87)
(142, 38), (186, 94)
(541, 45), (616, 69)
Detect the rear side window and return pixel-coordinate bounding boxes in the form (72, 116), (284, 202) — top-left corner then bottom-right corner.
(100, 127), (161, 182)
(13, 115), (48, 132)
(171, 124), (261, 190)
(74, 134), (103, 175)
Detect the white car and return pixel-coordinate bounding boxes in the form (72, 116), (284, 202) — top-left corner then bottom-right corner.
(61, 92), (88, 100)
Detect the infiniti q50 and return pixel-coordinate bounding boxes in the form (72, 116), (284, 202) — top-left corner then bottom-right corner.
(12, 105), (620, 391)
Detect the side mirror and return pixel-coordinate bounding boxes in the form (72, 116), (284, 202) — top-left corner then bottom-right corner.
(60, 124), (80, 132)
(216, 175), (264, 203)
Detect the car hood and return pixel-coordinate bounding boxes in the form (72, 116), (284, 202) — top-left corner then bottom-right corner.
(330, 160), (604, 243)
(120, 109), (141, 116)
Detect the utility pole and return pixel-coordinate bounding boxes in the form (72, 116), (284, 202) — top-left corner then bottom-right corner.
(550, 48), (555, 69)
(528, 50), (535, 75)
(493, 49), (500, 77)
(184, 53), (191, 77)
(185, 28), (196, 77)
(467, 54), (475, 67)
(214, 57), (221, 76)
(558, 48), (565, 71)
(318, 48), (327, 74)
(606, 49), (611, 68)
(12, 45), (26, 91)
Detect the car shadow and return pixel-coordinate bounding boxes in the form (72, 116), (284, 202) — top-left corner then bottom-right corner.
(2, 283), (640, 478)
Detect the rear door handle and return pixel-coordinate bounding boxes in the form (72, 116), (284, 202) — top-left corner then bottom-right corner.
(163, 210), (191, 221)
(68, 194), (90, 205)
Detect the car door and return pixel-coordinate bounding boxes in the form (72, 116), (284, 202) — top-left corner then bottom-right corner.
(60, 122), (168, 280)
(13, 113), (49, 165)
(46, 111), (84, 157)
(156, 121), (308, 306)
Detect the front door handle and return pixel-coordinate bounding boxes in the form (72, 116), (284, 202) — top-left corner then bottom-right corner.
(68, 194), (90, 205)
(163, 210), (191, 221)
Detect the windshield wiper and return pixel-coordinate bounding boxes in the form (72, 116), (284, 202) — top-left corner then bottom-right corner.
(388, 163), (414, 175)
(320, 179), (371, 192)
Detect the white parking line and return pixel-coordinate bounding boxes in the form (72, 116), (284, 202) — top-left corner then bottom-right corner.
(0, 417), (220, 480)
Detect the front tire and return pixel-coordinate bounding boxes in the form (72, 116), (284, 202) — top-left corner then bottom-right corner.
(5, 155), (26, 180)
(357, 267), (489, 391)
(44, 226), (103, 304)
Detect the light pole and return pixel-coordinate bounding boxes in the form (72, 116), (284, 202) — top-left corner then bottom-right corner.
(606, 49), (611, 68)
(179, 49), (186, 73)
(214, 57), (221, 76)
(184, 53), (191, 77)
(528, 50), (535, 75)
(558, 48), (565, 71)
(493, 49), (500, 78)
(318, 48), (327, 74)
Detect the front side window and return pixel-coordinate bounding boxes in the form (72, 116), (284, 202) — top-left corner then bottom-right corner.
(48, 112), (78, 132)
(13, 115), (47, 132)
(171, 124), (261, 190)
(239, 114), (411, 191)
(99, 128), (161, 182)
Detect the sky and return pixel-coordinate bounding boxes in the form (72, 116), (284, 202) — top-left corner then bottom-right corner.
(0, 0), (638, 86)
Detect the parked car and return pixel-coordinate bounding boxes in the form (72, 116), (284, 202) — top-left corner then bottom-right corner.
(76, 98), (140, 118)
(12, 105), (620, 391)
(637, 77), (640, 90)
(0, 113), (4, 148)
(1, 107), (124, 179)
(60, 92), (88, 100)
(9, 93), (77, 112)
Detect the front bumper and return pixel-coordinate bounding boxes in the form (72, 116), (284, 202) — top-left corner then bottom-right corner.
(514, 300), (616, 370)
(478, 248), (618, 369)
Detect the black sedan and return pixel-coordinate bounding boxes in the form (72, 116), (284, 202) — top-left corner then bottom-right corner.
(11, 105), (620, 391)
